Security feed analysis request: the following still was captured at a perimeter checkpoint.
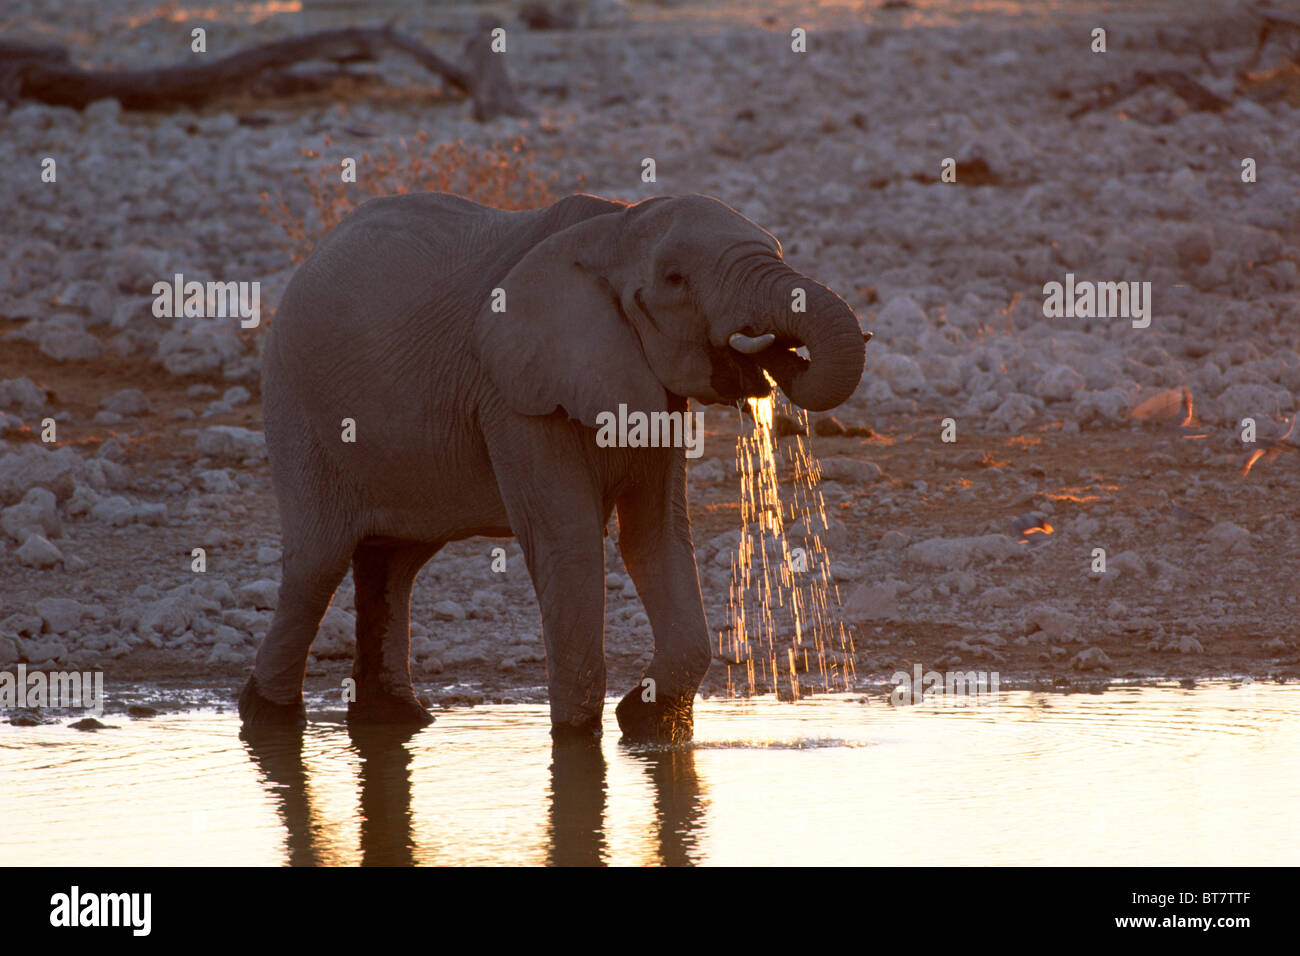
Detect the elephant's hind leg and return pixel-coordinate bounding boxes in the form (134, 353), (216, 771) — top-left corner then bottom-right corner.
(348, 538), (441, 727)
(241, 537), (353, 727)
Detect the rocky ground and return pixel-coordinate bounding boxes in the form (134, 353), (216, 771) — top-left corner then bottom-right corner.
(2, 0), (1298, 718)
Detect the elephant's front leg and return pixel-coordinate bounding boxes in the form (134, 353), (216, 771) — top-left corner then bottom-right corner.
(530, 529), (607, 737)
(614, 448), (712, 744)
(489, 424), (609, 737)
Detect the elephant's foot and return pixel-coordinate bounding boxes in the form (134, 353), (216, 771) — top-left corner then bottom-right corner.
(550, 712), (603, 740)
(238, 675), (307, 728)
(347, 682), (434, 727)
(615, 685), (695, 744)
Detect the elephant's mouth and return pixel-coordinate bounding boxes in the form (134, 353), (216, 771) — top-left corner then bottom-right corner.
(707, 332), (810, 403)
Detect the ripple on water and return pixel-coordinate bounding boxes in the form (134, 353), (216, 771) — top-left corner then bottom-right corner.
(1, 683), (1297, 866)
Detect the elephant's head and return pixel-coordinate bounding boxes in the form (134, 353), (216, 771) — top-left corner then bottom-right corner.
(475, 194), (867, 426)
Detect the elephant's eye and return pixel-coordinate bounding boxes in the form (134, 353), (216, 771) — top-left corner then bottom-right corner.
(664, 271), (686, 286)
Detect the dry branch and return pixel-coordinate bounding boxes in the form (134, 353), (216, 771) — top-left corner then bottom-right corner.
(0, 24), (532, 120)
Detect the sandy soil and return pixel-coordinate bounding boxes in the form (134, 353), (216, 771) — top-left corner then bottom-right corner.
(2, 0), (1298, 715)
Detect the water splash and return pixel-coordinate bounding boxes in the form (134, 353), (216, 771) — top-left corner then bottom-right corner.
(721, 390), (856, 700)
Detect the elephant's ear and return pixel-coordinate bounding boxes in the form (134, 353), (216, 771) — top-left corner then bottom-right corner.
(473, 215), (667, 428)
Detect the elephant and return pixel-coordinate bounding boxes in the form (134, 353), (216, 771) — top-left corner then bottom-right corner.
(237, 191), (867, 743)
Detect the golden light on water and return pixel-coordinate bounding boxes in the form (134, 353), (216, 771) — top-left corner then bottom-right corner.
(8, 686), (1299, 865)
(723, 382), (855, 700)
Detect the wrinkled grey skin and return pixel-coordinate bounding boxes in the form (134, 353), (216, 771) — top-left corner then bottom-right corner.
(238, 193), (866, 742)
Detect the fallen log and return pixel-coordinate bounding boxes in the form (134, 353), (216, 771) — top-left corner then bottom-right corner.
(0, 23), (533, 120)
(1065, 69), (1232, 120)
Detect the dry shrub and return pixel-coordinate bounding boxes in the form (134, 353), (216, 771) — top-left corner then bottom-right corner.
(1239, 61), (1300, 109)
(260, 132), (560, 265)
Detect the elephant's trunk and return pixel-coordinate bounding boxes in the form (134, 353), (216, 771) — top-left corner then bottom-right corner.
(748, 267), (867, 413)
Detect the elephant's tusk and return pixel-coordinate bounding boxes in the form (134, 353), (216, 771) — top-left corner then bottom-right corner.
(728, 332), (775, 354)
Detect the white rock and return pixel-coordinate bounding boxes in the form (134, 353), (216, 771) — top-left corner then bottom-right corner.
(1, 613), (43, 637)
(64, 483), (102, 516)
(874, 531), (907, 553)
(0, 446), (82, 504)
(22, 637), (68, 664)
(156, 327), (242, 376)
(433, 600), (467, 621)
(1025, 604), (1080, 642)
(90, 495), (137, 527)
(1071, 647), (1111, 671)
(34, 597), (85, 635)
(1075, 388), (1129, 425)
(1, 487), (60, 542)
(17, 534), (62, 567)
(197, 469), (237, 494)
(310, 607), (355, 659)
(99, 388), (152, 417)
(988, 393), (1040, 432)
(470, 589), (505, 618)
(977, 586), (1017, 608)
(689, 458), (726, 483)
(207, 643), (250, 665)
(871, 352), (926, 394)
(843, 581), (899, 621)
(1110, 550), (1147, 578)
(1034, 364), (1086, 402)
(194, 578), (237, 608)
(196, 425), (266, 460)
(875, 296), (927, 331)
(1206, 521), (1251, 555)
(39, 327), (102, 361)
(787, 513), (849, 550)
(135, 502), (168, 525)
(138, 595), (194, 637)
(0, 377), (49, 417)
(818, 456), (882, 484)
(1217, 384), (1291, 428)
(238, 579), (280, 610)
(906, 534), (1023, 569)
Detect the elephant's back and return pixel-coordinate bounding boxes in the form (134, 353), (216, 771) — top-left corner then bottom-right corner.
(272, 192), (623, 351)
(260, 191), (625, 470)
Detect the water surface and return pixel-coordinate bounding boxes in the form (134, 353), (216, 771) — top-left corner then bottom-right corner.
(2, 682), (1295, 865)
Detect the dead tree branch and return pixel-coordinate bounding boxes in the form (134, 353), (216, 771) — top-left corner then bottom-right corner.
(0, 24), (532, 120)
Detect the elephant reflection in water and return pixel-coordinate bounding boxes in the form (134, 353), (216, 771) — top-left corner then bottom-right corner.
(545, 740), (706, 867)
(241, 728), (706, 866)
(241, 724), (418, 866)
